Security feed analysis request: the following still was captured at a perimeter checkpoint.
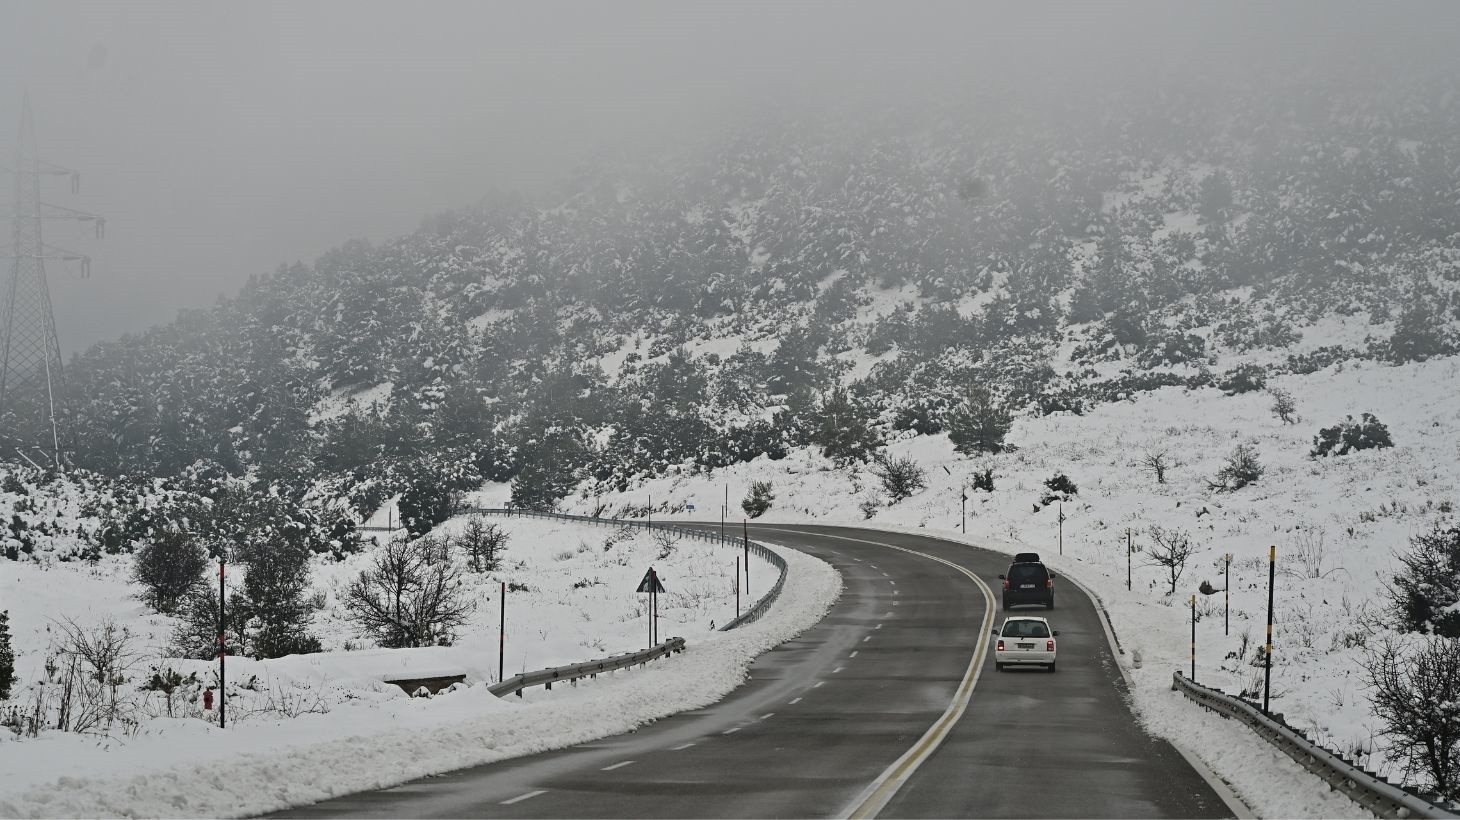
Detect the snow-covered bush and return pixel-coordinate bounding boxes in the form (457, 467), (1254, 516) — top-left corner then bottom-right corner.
(1268, 387), (1298, 425)
(1311, 413), (1394, 457)
(1208, 443), (1264, 493)
(1390, 526), (1460, 638)
(1218, 363), (1268, 395)
(741, 480), (775, 519)
(452, 515), (508, 573)
(873, 457), (926, 505)
(1145, 525), (1196, 595)
(132, 527), (209, 615)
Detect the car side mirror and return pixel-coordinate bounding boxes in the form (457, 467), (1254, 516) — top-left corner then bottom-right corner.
(1053, 630), (1060, 636)
(1049, 573), (1058, 579)
(992, 629), (1000, 636)
(997, 574), (1005, 580)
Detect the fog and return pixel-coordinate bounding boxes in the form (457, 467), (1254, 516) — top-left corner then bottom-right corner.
(2, 0), (1457, 353)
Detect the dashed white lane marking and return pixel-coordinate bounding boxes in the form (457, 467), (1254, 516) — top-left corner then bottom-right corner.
(833, 666), (845, 673)
(601, 760), (636, 771)
(869, 564), (878, 569)
(884, 611), (893, 617)
(876, 623), (883, 629)
(881, 572), (889, 577)
(790, 697), (803, 705)
(862, 635), (872, 643)
(893, 590), (899, 596)
(723, 727), (742, 735)
(893, 601), (900, 606)
(813, 681), (826, 688)
(850, 650), (859, 658)
(760, 713), (775, 720)
(670, 743), (696, 751)
(501, 790), (547, 805)
(890, 580), (896, 586)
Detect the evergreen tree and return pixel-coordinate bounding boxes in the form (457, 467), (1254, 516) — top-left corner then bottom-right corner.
(133, 526), (210, 615)
(232, 521), (322, 659)
(812, 387), (882, 463)
(946, 386), (1013, 454)
(0, 609), (14, 700)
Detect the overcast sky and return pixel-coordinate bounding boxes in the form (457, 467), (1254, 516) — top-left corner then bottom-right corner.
(3, 1), (1457, 353)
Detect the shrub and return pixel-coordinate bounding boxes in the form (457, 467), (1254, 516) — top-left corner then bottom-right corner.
(873, 457), (927, 504)
(1218, 363), (1267, 395)
(398, 476), (463, 538)
(1208, 443), (1264, 493)
(233, 531), (322, 659)
(344, 535), (473, 648)
(1390, 526), (1460, 637)
(946, 386), (1012, 455)
(970, 467), (995, 493)
(741, 481), (774, 519)
(1268, 387), (1298, 425)
(1366, 636), (1460, 798)
(132, 527), (209, 615)
(1311, 413), (1393, 457)
(1142, 450), (1172, 484)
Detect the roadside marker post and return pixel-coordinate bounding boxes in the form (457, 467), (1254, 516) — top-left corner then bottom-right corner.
(636, 567), (666, 647)
(218, 558), (226, 729)
(1263, 545), (1276, 714)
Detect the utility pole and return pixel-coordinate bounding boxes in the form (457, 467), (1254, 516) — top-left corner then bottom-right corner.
(499, 581), (506, 684)
(743, 519), (750, 597)
(1, 93), (104, 468)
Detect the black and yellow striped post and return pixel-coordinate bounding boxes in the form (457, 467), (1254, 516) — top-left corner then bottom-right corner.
(1263, 545), (1276, 713)
(1190, 594), (1197, 682)
(1224, 553), (1232, 636)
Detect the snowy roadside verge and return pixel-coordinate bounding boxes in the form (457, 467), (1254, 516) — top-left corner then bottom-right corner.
(0, 545), (841, 819)
(742, 518), (1368, 820)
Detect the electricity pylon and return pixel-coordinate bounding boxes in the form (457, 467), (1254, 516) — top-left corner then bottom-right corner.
(0, 92), (104, 469)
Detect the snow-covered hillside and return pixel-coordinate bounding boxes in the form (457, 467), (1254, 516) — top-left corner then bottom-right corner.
(0, 514), (793, 816)
(577, 352), (1460, 806)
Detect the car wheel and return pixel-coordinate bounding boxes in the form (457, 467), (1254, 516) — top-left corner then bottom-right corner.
(996, 662), (1005, 672)
(1048, 662), (1057, 673)
(1002, 599), (1009, 611)
(1047, 599), (1055, 610)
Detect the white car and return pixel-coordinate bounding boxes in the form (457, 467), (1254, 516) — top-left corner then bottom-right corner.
(993, 616), (1058, 672)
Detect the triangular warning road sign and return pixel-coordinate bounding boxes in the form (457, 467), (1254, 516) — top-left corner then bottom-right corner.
(636, 567), (666, 593)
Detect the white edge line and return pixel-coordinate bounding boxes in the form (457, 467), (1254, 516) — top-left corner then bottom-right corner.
(500, 790), (547, 805)
(670, 742), (696, 751)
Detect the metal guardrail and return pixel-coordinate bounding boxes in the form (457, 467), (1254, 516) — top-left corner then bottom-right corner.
(463, 507), (789, 696)
(1172, 672), (1457, 819)
(488, 637), (686, 697)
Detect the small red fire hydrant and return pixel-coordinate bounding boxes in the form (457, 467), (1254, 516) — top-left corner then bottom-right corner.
(203, 687), (215, 711)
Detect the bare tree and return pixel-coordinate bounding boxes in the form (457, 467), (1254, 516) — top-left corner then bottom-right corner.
(1366, 636), (1460, 799)
(1142, 450), (1171, 484)
(53, 617), (140, 733)
(1145, 525), (1196, 595)
(1268, 387), (1298, 425)
(344, 535), (473, 648)
(452, 515), (508, 573)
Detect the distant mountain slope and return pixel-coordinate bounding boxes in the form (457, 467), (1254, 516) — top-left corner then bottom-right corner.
(53, 75), (1460, 519)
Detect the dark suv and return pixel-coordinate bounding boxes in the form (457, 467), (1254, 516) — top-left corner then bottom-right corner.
(1000, 557), (1056, 610)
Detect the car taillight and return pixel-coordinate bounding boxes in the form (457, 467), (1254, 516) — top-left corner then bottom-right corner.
(1002, 579), (1010, 590)
(997, 640), (1005, 652)
(1046, 578), (1054, 588)
(1047, 640), (1055, 652)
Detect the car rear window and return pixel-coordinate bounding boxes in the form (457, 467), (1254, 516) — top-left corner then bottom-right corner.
(1008, 564), (1047, 584)
(1001, 620), (1050, 638)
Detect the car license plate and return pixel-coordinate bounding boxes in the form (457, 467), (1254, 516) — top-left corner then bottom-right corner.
(1018, 642), (1034, 649)
(1020, 584), (1035, 589)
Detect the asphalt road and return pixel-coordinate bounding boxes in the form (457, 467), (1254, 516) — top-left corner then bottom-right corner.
(272, 524), (1233, 819)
